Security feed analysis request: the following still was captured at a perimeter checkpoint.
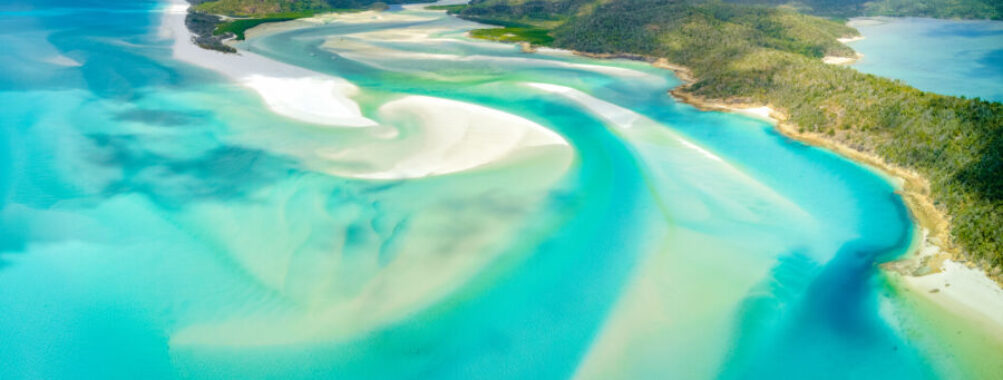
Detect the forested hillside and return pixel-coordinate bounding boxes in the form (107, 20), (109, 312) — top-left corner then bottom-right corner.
(723, 0), (1003, 19)
(186, 0), (417, 51)
(193, 0), (411, 16)
(458, 0), (1003, 272)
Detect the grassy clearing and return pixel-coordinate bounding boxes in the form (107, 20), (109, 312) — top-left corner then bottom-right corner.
(425, 4), (468, 13)
(469, 27), (554, 45)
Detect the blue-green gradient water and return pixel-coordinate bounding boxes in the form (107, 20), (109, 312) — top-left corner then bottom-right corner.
(1, 1), (1000, 379)
(847, 17), (1003, 102)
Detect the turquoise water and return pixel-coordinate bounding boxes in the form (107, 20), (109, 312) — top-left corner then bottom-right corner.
(848, 17), (1003, 102)
(0, 1), (997, 379)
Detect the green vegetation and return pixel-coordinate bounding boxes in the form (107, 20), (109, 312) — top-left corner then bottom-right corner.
(862, 0), (1002, 20)
(470, 27), (555, 44)
(212, 13), (311, 40)
(189, 0), (422, 44)
(459, 0), (1003, 269)
(185, 10), (237, 52)
(426, 4), (469, 13)
(722, 0), (1003, 19)
(194, 0), (333, 16)
(193, 0), (417, 16)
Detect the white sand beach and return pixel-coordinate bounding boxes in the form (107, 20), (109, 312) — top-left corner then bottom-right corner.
(698, 98), (1003, 335)
(891, 229), (1003, 333)
(838, 35), (866, 43)
(823, 52), (863, 65)
(163, 0), (376, 127)
(164, 1), (572, 180)
(731, 105), (775, 121)
(906, 260), (1003, 329)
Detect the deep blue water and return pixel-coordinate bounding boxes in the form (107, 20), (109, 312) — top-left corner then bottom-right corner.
(849, 17), (1003, 102)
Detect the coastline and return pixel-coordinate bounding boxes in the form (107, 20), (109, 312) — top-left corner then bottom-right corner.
(544, 50), (975, 279)
(822, 52), (862, 65)
(643, 55), (1003, 334)
(165, 1), (571, 181)
(164, 0), (376, 127)
(822, 34), (865, 65)
(178, 3), (1003, 336)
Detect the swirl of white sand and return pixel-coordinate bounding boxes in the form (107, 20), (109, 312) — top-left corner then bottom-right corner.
(326, 24), (656, 79)
(318, 95), (571, 179)
(524, 82), (813, 228)
(332, 43), (655, 79)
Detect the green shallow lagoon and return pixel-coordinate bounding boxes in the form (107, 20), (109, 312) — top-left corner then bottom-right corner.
(0, 1), (1001, 379)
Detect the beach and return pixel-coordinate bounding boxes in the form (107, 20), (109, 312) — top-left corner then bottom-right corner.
(649, 54), (1003, 335)
(187, 0), (1003, 358)
(164, 0), (571, 180)
(822, 52), (862, 65)
(165, 1), (375, 127)
(2, 1), (1000, 376)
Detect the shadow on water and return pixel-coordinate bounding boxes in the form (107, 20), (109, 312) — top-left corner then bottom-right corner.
(113, 108), (212, 127)
(927, 21), (1003, 39)
(0, 1), (227, 95)
(88, 134), (299, 208)
(974, 49), (1003, 77)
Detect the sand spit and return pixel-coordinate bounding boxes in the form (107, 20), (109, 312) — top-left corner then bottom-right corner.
(167, 1), (573, 181)
(163, 0), (376, 127)
(526, 83), (643, 128)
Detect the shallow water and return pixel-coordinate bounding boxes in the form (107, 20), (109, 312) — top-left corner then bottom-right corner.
(0, 1), (1000, 379)
(848, 17), (1003, 102)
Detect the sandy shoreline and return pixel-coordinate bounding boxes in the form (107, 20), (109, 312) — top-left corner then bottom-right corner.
(822, 52), (862, 65)
(838, 35), (866, 43)
(642, 55), (1003, 333)
(177, 1), (1001, 328)
(824, 35), (865, 65)
(163, 0), (376, 127)
(164, 1), (571, 181)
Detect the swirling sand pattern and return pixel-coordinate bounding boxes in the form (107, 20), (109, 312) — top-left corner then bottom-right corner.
(0, 1), (1001, 379)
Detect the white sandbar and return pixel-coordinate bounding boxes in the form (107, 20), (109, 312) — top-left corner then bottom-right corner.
(318, 95), (571, 180)
(162, 0), (376, 127)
